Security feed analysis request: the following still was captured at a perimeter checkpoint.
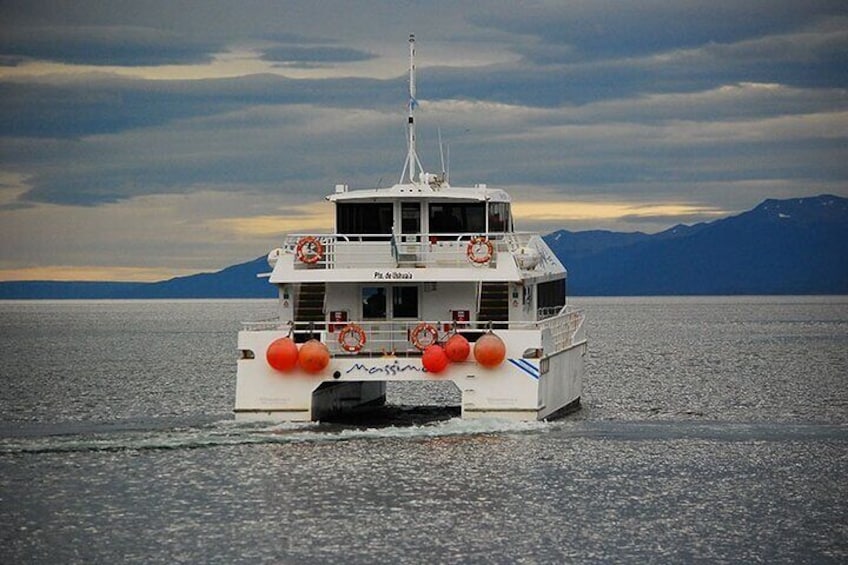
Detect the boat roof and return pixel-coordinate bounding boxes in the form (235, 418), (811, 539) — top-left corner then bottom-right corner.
(327, 182), (511, 203)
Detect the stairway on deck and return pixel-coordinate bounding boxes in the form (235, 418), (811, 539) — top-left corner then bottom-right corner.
(478, 282), (509, 326)
(296, 283), (326, 323)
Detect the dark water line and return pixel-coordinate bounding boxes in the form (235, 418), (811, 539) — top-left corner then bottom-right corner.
(2, 416), (845, 456)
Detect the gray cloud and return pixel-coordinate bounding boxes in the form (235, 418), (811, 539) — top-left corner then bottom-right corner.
(2, 103), (406, 206)
(472, 1), (848, 59)
(6, 84), (844, 208)
(261, 45), (376, 66)
(0, 26), (219, 66)
(0, 74), (405, 138)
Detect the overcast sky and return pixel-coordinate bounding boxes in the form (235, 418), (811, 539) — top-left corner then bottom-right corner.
(1, 1), (846, 281)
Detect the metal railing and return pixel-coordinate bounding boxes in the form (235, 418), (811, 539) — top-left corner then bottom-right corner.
(281, 232), (542, 270)
(242, 307), (584, 357)
(536, 307), (585, 352)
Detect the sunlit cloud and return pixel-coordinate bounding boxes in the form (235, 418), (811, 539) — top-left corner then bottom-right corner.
(0, 171), (31, 207)
(0, 188), (323, 281)
(0, 265), (196, 282)
(0, 39), (520, 83)
(0, 48), (283, 82)
(512, 201), (727, 222)
(210, 203), (334, 237)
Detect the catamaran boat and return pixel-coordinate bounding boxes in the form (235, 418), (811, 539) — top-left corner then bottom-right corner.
(235, 35), (587, 421)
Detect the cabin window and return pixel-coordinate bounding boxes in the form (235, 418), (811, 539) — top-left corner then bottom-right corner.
(361, 286), (417, 319)
(538, 279), (566, 314)
(488, 202), (511, 233)
(401, 202), (421, 234)
(337, 203), (393, 237)
(392, 286), (418, 318)
(362, 287), (387, 319)
(428, 203), (485, 234)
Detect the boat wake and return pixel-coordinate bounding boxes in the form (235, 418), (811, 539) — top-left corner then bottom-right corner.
(0, 408), (549, 455)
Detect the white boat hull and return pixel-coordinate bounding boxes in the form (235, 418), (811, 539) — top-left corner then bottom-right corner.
(235, 324), (586, 422)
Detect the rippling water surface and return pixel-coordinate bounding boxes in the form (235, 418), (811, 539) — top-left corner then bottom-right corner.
(1, 298), (846, 563)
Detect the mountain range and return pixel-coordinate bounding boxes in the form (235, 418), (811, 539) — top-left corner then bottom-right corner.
(546, 194), (847, 295)
(1, 195), (846, 299)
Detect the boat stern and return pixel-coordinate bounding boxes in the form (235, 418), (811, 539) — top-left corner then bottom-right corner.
(235, 323), (584, 422)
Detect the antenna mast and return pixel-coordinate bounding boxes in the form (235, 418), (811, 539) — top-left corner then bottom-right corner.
(400, 33), (424, 184)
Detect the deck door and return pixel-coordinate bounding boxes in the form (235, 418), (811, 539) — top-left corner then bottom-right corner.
(361, 285), (420, 353)
(399, 202), (423, 262)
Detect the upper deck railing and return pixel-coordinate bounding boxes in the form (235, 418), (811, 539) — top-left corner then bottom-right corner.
(281, 232), (545, 270)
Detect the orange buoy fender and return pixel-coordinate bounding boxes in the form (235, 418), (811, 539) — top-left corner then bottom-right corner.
(298, 339), (330, 374)
(444, 333), (470, 362)
(474, 332), (506, 368)
(266, 337), (299, 372)
(422, 344), (449, 374)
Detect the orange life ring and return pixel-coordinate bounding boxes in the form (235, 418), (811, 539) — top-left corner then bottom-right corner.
(338, 323), (367, 353)
(410, 323), (438, 351)
(296, 236), (324, 264)
(466, 236), (493, 264)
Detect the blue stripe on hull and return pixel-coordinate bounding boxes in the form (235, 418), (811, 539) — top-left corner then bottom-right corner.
(508, 358), (540, 379)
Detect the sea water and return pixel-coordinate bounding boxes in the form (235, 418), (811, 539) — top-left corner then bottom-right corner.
(0, 297), (846, 563)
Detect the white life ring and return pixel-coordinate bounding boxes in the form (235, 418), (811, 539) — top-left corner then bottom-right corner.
(295, 236), (324, 264)
(410, 323), (438, 351)
(466, 236), (493, 264)
(338, 323), (367, 353)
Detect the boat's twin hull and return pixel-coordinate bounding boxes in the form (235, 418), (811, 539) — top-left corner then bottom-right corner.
(235, 329), (585, 421)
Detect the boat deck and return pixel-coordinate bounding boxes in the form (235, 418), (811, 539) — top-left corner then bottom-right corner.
(241, 308), (584, 358)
